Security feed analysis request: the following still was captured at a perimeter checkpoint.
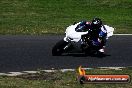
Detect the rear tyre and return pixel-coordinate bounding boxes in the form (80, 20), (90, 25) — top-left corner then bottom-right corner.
(52, 39), (68, 56)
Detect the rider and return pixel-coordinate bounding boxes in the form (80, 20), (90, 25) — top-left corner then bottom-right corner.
(75, 18), (107, 54)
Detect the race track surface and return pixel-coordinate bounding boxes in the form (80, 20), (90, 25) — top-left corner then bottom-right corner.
(0, 35), (132, 72)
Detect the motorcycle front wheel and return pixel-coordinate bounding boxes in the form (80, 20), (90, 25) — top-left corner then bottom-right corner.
(52, 39), (69, 56)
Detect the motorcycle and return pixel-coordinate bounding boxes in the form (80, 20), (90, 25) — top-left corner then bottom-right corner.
(52, 22), (114, 56)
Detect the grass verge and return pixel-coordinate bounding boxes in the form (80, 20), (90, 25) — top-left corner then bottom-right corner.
(0, 68), (132, 88)
(0, 0), (132, 35)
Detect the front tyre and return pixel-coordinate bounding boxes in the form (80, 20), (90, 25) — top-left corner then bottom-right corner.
(52, 39), (68, 56)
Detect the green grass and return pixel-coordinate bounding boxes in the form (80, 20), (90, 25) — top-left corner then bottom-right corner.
(0, 0), (132, 35)
(0, 68), (132, 88)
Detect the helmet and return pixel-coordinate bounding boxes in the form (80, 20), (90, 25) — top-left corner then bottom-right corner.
(91, 18), (102, 29)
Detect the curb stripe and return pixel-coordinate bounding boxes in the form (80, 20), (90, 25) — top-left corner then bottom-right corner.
(114, 34), (132, 35)
(0, 67), (127, 76)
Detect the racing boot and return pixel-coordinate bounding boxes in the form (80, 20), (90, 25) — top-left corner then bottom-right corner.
(98, 46), (105, 56)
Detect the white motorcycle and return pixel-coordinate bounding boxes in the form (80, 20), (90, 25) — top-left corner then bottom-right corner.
(52, 22), (114, 56)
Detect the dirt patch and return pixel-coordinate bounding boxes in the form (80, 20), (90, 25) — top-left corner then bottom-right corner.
(17, 71), (63, 81)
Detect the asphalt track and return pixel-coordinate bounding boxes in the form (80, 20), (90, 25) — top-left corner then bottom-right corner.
(0, 35), (132, 72)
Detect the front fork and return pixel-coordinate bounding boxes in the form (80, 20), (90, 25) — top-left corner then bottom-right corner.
(63, 43), (71, 50)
